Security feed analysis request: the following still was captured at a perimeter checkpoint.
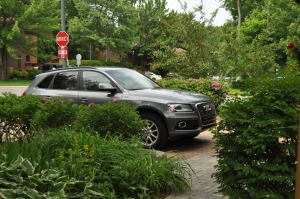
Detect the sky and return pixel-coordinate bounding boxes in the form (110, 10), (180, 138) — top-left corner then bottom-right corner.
(166, 0), (232, 26)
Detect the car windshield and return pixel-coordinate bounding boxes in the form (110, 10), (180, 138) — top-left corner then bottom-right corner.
(106, 69), (161, 90)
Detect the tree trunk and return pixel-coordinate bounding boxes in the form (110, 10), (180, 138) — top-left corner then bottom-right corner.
(0, 47), (7, 80)
(237, 0), (242, 26)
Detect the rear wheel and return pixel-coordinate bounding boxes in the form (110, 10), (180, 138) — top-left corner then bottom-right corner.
(141, 113), (168, 150)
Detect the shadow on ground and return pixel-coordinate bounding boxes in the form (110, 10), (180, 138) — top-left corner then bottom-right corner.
(161, 130), (215, 159)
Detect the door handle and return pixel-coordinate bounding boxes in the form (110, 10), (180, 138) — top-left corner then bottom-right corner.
(80, 98), (88, 102)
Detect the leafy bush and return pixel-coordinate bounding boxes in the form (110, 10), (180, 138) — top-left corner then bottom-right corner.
(0, 129), (192, 198)
(69, 60), (134, 69)
(160, 78), (228, 110)
(0, 94), (43, 142)
(27, 70), (42, 80)
(30, 98), (78, 130)
(212, 73), (300, 198)
(73, 101), (146, 138)
(9, 70), (28, 79)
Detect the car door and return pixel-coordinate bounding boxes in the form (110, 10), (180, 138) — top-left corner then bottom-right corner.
(78, 71), (122, 105)
(48, 71), (79, 102)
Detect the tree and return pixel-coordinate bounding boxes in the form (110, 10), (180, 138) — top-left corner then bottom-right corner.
(135, 0), (173, 68)
(67, 0), (139, 61)
(219, 0), (265, 24)
(0, 0), (60, 80)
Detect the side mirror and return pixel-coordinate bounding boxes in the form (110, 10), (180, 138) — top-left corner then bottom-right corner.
(98, 83), (117, 93)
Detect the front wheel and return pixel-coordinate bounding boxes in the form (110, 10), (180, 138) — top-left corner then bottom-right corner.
(141, 113), (168, 150)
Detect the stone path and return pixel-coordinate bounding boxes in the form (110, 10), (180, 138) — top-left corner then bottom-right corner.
(165, 154), (227, 199)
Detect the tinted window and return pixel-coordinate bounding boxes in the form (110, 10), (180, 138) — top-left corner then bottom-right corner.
(106, 69), (160, 90)
(38, 74), (54, 88)
(53, 71), (78, 90)
(82, 71), (111, 91)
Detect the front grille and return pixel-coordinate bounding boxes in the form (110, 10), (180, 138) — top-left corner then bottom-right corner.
(197, 102), (216, 129)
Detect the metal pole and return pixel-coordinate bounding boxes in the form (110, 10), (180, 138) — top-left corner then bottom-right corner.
(61, 0), (67, 68)
(296, 105), (300, 199)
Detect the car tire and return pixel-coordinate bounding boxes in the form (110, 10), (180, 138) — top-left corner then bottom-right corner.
(141, 113), (168, 150)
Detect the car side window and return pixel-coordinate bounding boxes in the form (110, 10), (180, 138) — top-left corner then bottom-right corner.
(37, 74), (55, 88)
(82, 71), (111, 91)
(53, 71), (78, 90)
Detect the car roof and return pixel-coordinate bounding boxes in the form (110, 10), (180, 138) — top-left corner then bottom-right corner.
(36, 66), (131, 78)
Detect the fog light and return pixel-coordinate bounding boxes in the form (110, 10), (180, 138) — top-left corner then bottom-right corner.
(178, 121), (187, 129)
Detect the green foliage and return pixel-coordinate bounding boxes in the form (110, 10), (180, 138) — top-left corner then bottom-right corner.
(67, 0), (138, 59)
(9, 70), (28, 79)
(73, 101), (146, 138)
(160, 78), (228, 110)
(0, 0), (59, 80)
(31, 98), (78, 130)
(27, 70), (42, 80)
(68, 60), (134, 69)
(212, 73), (300, 198)
(0, 94), (43, 142)
(0, 129), (192, 198)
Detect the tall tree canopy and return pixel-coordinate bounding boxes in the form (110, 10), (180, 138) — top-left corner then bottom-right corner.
(67, 0), (139, 60)
(0, 0), (59, 80)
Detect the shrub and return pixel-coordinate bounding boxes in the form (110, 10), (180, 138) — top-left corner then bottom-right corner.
(27, 70), (42, 80)
(0, 94), (43, 142)
(73, 101), (146, 138)
(69, 60), (134, 68)
(160, 78), (228, 110)
(30, 98), (78, 130)
(0, 129), (192, 198)
(212, 73), (300, 198)
(9, 70), (28, 79)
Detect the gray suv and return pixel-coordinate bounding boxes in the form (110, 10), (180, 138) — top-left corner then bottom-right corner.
(24, 67), (216, 149)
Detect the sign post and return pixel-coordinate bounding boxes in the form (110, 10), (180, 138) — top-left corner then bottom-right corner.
(60, 0), (67, 68)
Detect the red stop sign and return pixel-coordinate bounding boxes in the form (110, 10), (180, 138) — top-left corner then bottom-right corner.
(56, 31), (69, 46)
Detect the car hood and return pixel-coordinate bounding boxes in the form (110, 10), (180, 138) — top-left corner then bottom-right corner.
(127, 88), (211, 103)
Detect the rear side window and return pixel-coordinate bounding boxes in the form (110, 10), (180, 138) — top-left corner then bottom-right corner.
(53, 71), (78, 90)
(37, 74), (55, 88)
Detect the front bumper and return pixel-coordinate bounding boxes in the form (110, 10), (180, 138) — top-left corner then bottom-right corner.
(166, 102), (216, 137)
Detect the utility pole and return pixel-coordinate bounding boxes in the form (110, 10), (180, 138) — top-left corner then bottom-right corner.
(61, 0), (67, 68)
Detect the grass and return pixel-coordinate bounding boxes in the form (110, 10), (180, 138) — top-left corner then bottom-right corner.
(0, 80), (32, 86)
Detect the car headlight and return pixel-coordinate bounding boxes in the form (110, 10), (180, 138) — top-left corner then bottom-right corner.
(168, 104), (193, 112)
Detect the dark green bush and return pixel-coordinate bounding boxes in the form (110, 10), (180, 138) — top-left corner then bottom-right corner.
(212, 73), (300, 198)
(73, 101), (146, 138)
(30, 98), (78, 130)
(0, 94), (43, 142)
(69, 60), (134, 68)
(9, 70), (28, 79)
(27, 70), (42, 80)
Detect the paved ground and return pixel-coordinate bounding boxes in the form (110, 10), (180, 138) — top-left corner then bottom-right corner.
(165, 154), (226, 199)
(162, 130), (228, 199)
(0, 86), (27, 96)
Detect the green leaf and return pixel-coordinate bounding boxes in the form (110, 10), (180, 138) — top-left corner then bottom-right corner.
(0, 189), (15, 199)
(0, 179), (17, 188)
(24, 188), (41, 199)
(20, 158), (35, 176)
